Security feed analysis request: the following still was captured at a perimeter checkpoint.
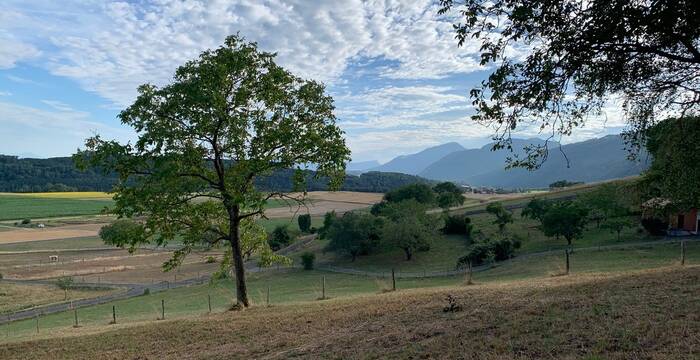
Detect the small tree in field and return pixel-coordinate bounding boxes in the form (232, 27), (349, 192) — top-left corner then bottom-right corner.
(300, 252), (316, 270)
(297, 214), (311, 233)
(380, 200), (438, 261)
(521, 198), (552, 225)
(541, 201), (589, 274)
(486, 202), (513, 233)
(74, 35), (350, 307)
(326, 212), (382, 261)
(268, 225), (292, 251)
(602, 217), (635, 242)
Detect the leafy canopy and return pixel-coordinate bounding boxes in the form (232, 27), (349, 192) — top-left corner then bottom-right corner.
(641, 116), (700, 210)
(75, 35), (350, 306)
(380, 200), (438, 261)
(541, 201), (590, 245)
(438, 0), (700, 168)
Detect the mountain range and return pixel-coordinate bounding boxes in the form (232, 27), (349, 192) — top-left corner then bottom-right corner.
(356, 135), (649, 189)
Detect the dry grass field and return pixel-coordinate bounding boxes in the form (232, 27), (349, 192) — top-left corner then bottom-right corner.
(264, 191), (382, 218)
(0, 247), (222, 283)
(0, 282), (115, 314)
(1, 266), (697, 359)
(0, 223), (105, 245)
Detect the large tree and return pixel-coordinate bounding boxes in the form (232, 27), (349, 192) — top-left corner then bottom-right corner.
(75, 35), (350, 307)
(641, 116), (700, 210)
(438, 0), (700, 167)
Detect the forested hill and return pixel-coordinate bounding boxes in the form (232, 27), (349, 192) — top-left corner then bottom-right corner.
(0, 155), (429, 193)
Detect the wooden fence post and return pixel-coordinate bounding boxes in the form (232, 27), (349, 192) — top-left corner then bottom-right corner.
(565, 249), (570, 275)
(112, 305), (117, 324)
(681, 240), (686, 266)
(321, 276), (326, 300)
(35, 315), (39, 334)
(161, 299), (165, 320)
(266, 286), (270, 307)
(73, 308), (79, 328)
(208, 294), (212, 313)
(391, 268), (396, 291)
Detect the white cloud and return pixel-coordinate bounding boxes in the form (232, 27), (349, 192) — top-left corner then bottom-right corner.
(0, 91), (11, 96)
(0, 32), (40, 69)
(41, 100), (74, 112)
(0, 0), (485, 107)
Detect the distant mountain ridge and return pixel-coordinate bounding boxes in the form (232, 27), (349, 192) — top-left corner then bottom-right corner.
(368, 142), (465, 175)
(419, 135), (648, 188)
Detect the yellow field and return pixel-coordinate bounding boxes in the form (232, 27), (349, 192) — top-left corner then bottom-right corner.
(0, 192), (113, 200)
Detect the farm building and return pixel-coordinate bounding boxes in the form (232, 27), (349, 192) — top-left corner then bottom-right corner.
(670, 208), (699, 234)
(642, 198), (699, 235)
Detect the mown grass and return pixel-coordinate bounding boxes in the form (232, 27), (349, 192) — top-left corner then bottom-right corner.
(2, 240), (697, 343)
(0, 195), (114, 221)
(1, 265), (697, 359)
(0, 192), (113, 200)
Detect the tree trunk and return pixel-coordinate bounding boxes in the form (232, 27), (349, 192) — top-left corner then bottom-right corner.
(229, 211), (249, 307)
(565, 249), (570, 275)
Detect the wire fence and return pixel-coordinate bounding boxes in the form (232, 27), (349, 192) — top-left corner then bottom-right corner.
(0, 237), (697, 342)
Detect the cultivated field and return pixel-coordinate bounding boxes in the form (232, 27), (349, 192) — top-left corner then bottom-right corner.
(1, 266), (697, 359)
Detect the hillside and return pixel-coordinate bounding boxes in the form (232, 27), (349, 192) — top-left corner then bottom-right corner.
(0, 156), (430, 193)
(420, 135), (648, 188)
(369, 142), (465, 175)
(2, 267), (697, 359)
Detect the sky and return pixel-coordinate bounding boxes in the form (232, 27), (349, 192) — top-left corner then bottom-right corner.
(0, 0), (628, 162)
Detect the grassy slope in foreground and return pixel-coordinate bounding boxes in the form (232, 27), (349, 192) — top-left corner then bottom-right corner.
(2, 266), (698, 359)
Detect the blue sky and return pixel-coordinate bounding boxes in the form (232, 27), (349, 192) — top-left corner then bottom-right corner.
(0, 0), (626, 162)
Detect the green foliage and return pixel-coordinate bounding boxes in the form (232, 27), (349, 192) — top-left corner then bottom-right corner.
(485, 202), (513, 233)
(384, 183), (436, 205)
(541, 201), (590, 246)
(73, 35), (350, 306)
(325, 212), (383, 261)
(300, 252), (316, 270)
(433, 181), (465, 209)
(457, 242), (494, 268)
(602, 217), (635, 241)
(99, 219), (146, 252)
(579, 183), (635, 227)
(56, 276), (74, 290)
(318, 211), (337, 239)
(439, 0), (700, 168)
(20, 218), (31, 225)
(379, 200), (439, 261)
(642, 117), (700, 210)
(268, 225), (292, 251)
(205, 256), (217, 264)
(521, 198), (552, 223)
(297, 214), (312, 233)
(442, 214), (473, 238)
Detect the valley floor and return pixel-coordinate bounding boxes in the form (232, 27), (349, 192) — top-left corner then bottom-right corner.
(1, 266), (698, 359)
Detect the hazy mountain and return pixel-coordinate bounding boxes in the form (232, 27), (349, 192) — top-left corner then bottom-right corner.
(419, 138), (554, 182)
(420, 135), (648, 188)
(369, 142), (465, 175)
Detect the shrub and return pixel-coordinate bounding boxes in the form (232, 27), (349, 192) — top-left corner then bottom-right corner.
(21, 218), (31, 225)
(442, 214), (473, 236)
(205, 256), (217, 264)
(0, 273), (3, 280)
(143, 288), (150, 296)
(268, 225), (292, 251)
(300, 252), (316, 270)
(641, 217), (668, 236)
(298, 214), (312, 233)
(56, 276), (74, 290)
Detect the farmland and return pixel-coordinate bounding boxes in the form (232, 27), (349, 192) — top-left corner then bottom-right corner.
(0, 184), (698, 359)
